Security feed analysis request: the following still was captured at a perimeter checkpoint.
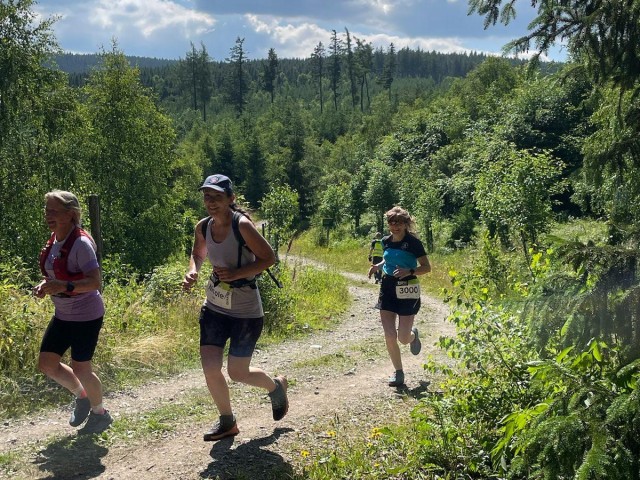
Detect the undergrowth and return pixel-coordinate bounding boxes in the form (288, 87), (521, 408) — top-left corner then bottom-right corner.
(293, 218), (640, 480)
(0, 256), (348, 419)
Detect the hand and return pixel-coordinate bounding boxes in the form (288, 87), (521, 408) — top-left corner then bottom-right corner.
(182, 271), (198, 291)
(394, 267), (411, 279)
(37, 278), (66, 296)
(367, 264), (378, 279)
(212, 265), (239, 283)
(33, 280), (47, 298)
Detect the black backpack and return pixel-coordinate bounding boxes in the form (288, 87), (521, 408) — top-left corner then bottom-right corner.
(201, 211), (282, 288)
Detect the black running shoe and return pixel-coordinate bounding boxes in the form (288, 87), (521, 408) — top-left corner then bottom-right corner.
(410, 327), (422, 355)
(269, 376), (289, 421)
(203, 420), (239, 441)
(388, 370), (405, 387)
(78, 410), (113, 434)
(69, 397), (91, 427)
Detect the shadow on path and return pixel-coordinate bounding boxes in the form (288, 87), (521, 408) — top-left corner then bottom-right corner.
(395, 379), (431, 399)
(33, 434), (108, 479)
(200, 427), (295, 479)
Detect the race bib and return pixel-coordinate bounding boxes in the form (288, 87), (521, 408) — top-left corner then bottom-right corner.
(396, 278), (420, 299)
(206, 277), (233, 309)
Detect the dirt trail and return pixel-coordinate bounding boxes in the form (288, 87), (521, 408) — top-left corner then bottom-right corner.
(0, 263), (453, 480)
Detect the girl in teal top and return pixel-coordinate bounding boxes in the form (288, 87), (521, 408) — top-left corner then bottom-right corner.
(368, 206), (431, 387)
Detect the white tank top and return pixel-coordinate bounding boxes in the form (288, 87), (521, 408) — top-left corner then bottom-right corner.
(204, 217), (264, 318)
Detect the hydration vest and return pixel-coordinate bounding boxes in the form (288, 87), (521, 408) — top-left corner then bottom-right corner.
(39, 227), (92, 296)
(201, 211), (282, 288)
(372, 239), (384, 257)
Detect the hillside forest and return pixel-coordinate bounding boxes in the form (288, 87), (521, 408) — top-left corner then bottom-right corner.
(3, 0), (640, 478)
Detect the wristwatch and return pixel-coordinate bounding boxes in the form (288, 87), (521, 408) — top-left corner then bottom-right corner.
(66, 281), (75, 293)
(409, 269), (415, 275)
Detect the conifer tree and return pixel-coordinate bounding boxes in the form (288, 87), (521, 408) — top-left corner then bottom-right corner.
(263, 47), (279, 103)
(310, 42), (325, 113)
(328, 30), (343, 111)
(380, 43), (396, 101)
(226, 37), (247, 115)
(344, 28), (358, 110)
(354, 38), (373, 112)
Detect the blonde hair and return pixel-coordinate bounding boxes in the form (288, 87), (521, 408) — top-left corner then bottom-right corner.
(45, 190), (82, 225)
(385, 206), (417, 235)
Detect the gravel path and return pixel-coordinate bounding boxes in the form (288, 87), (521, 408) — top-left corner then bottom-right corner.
(0, 262), (453, 480)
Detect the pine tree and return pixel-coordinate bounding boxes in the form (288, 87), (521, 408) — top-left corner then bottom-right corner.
(310, 42), (325, 113)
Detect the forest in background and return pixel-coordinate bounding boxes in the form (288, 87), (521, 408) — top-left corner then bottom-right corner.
(3, 0), (640, 477)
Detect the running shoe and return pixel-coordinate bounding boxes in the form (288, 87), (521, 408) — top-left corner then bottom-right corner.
(410, 327), (422, 355)
(78, 410), (113, 434)
(203, 420), (239, 441)
(270, 376), (289, 421)
(388, 370), (405, 387)
(69, 397), (91, 427)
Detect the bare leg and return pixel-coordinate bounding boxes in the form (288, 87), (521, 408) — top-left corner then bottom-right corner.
(71, 360), (103, 408)
(38, 352), (83, 393)
(397, 315), (416, 345)
(380, 310), (403, 371)
(200, 345), (232, 415)
(227, 355), (277, 393)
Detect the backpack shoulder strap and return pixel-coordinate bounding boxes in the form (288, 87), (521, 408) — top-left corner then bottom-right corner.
(231, 211), (246, 268)
(231, 211), (246, 247)
(200, 217), (210, 240)
(59, 227), (82, 257)
(39, 232), (56, 276)
(231, 210), (283, 289)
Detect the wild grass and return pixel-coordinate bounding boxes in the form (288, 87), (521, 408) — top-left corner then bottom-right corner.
(545, 216), (610, 245)
(287, 230), (368, 276)
(0, 256), (349, 419)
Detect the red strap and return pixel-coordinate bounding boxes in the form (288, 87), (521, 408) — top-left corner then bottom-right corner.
(38, 227), (91, 287)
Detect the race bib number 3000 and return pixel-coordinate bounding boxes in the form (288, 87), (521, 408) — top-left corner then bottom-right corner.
(396, 279), (420, 299)
(206, 278), (233, 309)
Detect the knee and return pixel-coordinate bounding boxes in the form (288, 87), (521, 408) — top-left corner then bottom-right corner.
(38, 357), (57, 377)
(397, 332), (412, 345)
(227, 365), (249, 383)
(384, 331), (398, 343)
(71, 362), (93, 380)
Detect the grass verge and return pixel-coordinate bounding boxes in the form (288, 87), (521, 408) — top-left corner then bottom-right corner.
(0, 259), (349, 420)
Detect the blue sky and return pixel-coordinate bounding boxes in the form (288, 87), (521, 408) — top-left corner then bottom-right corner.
(33, 0), (568, 61)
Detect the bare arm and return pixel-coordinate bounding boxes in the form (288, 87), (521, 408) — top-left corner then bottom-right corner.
(34, 267), (102, 296)
(183, 219), (208, 291)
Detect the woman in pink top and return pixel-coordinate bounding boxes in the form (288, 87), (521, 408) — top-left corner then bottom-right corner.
(34, 190), (112, 434)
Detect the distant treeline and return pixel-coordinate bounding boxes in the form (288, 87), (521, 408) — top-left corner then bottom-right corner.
(55, 48), (516, 88)
(51, 53), (177, 74)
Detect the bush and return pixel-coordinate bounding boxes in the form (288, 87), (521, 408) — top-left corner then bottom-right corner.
(446, 205), (476, 248)
(259, 264), (295, 335)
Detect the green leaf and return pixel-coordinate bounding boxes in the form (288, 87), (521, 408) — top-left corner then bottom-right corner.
(556, 346), (574, 363)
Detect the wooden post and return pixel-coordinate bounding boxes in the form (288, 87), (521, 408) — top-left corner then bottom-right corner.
(322, 218), (334, 246)
(88, 195), (103, 267)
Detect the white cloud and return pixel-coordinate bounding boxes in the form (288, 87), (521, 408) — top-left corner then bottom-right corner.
(91, 0), (215, 38)
(245, 14), (492, 58)
(354, 0), (395, 15)
(245, 15), (330, 57)
(34, 0), (568, 61)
